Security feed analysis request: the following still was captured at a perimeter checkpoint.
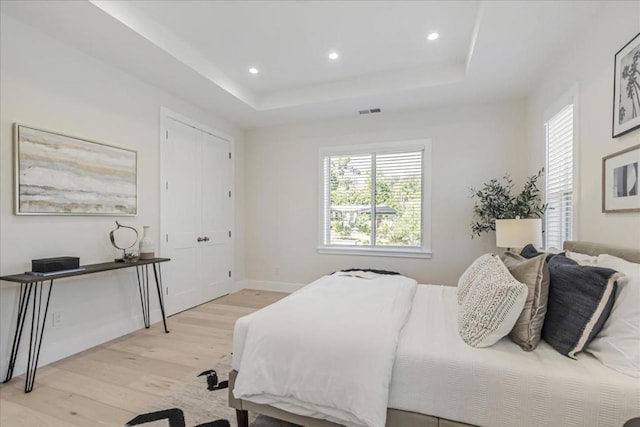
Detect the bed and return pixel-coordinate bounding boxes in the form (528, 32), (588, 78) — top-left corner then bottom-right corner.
(229, 241), (640, 427)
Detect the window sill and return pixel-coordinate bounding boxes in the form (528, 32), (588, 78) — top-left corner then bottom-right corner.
(317, 246), (432, 259)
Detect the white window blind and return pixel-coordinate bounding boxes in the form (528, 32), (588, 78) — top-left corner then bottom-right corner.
(545, 104), (574, 250)
(319, 140), (431, 257)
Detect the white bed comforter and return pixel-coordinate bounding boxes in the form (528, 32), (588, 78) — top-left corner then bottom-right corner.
(232, 272), (417, 427)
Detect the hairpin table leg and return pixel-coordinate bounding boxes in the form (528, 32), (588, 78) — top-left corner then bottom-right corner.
(135, 263), (169, 333)
(3, 283), (33, 384)
(136, 265), (151, 328)
(152, 263), (169, 333)
(3, 280), (55, 393)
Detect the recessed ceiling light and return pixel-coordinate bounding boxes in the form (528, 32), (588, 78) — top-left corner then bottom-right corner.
(427, 32), (439, 41)
(328, 52), (339, 60)
(249, 67), (259, 74)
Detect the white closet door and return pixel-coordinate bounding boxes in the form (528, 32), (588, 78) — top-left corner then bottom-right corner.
(163, 118), (231, 315)
(199, 131), (231, 303)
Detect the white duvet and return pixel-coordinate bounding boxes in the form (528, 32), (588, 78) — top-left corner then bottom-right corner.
(232, 272), (417, 427)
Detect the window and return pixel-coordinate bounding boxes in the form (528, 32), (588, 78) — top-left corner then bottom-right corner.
(544, 103), (574, 250)
(318, 140), (431, 257)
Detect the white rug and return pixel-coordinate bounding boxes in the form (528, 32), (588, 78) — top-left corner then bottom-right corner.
(124, 355), (297, 427)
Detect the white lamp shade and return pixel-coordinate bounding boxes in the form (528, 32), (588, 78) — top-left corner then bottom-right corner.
(495, 218), (542, 249)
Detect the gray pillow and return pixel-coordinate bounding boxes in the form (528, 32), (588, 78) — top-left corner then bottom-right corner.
(502, 252), (549, 351)
(542, 255), (622, 359)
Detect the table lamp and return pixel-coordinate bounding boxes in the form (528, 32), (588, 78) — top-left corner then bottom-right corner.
(495, 216), (542, 250)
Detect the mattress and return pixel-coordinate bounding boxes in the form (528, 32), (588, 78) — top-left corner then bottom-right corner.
(233, 284), (640, 427)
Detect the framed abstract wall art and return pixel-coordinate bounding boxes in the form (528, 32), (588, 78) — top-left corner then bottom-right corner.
(613, 33), (640, 138)
(14, 124), (137, 215)
(602, 144), (640, 213)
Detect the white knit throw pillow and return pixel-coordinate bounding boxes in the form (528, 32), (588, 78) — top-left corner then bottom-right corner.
(457, 254), (528, 348)
(457, 253), (491, 304)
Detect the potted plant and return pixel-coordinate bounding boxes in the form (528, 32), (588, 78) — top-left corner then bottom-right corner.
(123, 250), (140, 263)
(470, 169), (547, 238)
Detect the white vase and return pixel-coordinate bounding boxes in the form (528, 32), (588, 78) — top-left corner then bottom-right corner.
(139, 225), (155, 260)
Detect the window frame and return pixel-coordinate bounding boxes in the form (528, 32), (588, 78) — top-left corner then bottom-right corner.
(543, 86), (579, 250)
(317, 139), (432, 258)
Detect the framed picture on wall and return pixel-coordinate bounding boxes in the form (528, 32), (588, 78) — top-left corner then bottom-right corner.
(613, 32), (640, 138)
(14, 124), (138, 215)
(602, 144), (640, 213)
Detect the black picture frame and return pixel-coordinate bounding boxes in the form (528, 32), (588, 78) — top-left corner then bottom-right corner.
(613, 32), (640, 138)
(602, 144), (640, 213)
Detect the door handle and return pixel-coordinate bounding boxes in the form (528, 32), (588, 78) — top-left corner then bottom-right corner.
(203, 236), (210, 242)
(197, 237), (204, 242)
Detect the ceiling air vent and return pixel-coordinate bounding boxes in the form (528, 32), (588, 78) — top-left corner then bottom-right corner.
(358, 108), (382, 115)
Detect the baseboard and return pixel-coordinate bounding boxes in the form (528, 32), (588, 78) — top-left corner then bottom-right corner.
(233, 280), (304, 293)
(0, 309), (162, 379)
(231, 279), (247, 293)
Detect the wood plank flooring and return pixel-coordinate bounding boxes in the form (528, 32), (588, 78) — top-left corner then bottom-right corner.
(0, 289), (286, 427)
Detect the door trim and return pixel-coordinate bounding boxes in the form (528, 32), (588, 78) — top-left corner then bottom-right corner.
(159, 107), (235, 310)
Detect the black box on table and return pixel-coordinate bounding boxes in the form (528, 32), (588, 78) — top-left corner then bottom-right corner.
(32, 256), (80, 273)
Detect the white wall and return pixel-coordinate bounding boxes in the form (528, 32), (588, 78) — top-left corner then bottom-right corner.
(244, 100), (529, 287)
(527, 1), (640, 248)
(0, 15), (245, 376)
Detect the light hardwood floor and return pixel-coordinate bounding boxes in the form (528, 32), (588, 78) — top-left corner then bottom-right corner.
(0, 289), (286, 427)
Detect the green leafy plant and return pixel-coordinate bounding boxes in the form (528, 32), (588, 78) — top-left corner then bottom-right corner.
(123, 250), (139, 263)
(470, 169), (547, 238)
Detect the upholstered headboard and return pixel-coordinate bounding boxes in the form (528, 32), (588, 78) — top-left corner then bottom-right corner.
(563, 241), (640, 264)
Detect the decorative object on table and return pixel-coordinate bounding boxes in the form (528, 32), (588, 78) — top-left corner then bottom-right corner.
(613, 33), (640, 138)
(495, 216), (542, 250)
(31, 256), (80, 273)
(469, 168), (547, 237)
(602, 144), (640, 213)
(110, 221), (139, 262)
(14, 123), (137, 215)
(122, 250), (140, 263)
(139, 225), (155, 260)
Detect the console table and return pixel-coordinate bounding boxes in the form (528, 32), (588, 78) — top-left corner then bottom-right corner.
(0, 257), (170, 393)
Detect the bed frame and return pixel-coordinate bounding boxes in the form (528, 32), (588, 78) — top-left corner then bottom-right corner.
(228, 241), (640, 427)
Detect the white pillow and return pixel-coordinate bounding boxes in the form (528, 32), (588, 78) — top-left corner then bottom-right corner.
(566, 250), (598, 266)
(587, 254), (640, 377)
(457, 254), (528, 348)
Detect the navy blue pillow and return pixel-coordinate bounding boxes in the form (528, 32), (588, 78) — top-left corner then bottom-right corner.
(334, 268), (400, 275)
(541, 255), (621, 358)
(520, 244), (544, 259)
(520, 244), (558, 263)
